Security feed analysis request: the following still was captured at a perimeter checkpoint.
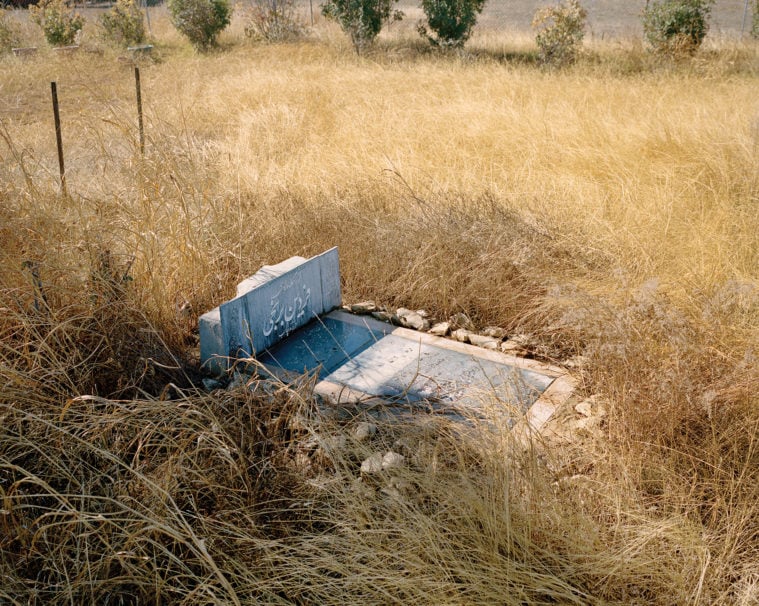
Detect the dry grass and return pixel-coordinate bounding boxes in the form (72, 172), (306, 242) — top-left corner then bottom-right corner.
(1, 9), (758, 604)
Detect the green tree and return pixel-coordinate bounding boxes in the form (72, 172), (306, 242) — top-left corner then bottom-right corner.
(321, 0), (402, 53)
(642, 0), (713, 55)
(418, 0), (487, 48)
(167, 0), (232, 51)
(532, 0), (587, 66)
(29, 0), (85, 47)
(100, 0), (146, 47)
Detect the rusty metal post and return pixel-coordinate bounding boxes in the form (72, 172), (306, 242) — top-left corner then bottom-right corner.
(50, 81), (66, 196)
(134, 66), (145, 155)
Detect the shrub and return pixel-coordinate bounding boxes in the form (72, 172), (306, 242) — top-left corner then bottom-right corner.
(100, 0), (146, 47)
(642, 0), (713, 55)
(167, 0), (231, 51)
(531, 0), (587, 66)
(0, 8), (20, 52)
(321, 0), (403, 53)
(244, 0), (306, 42)
(29, 0), (85, 47)
(752, 0), (759, 40)
(417, 0), (487, 48)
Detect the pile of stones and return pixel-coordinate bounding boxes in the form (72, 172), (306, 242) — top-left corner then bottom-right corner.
(345, 301), (533, 356)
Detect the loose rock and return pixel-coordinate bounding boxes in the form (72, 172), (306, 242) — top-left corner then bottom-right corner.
(360, 453), (384, 474)
(451, 329), (472, 343)
(469, 334), (499, 349)
(404, 313), (430, 331)
(354, 421), (378, 442)
(564, 355), (588, 369)
(396, 308), (430, 331)
(482, 326), (507, 339)
(572, 415), (603, 437)
(381, 451), (405, 470)
(362, 451), (406, 474)
(351, 301), (377, 314)
(429, 322), (450, 336)
(575, 400), (594, 418)
(450, 312), (475, 331)
(576, 395), (607, 418)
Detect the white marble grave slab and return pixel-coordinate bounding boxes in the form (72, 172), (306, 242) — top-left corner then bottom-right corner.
(259, 311), (574, 432)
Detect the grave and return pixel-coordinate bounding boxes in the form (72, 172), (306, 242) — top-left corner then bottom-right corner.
(52, 45), (80, 55)
(12, 47), (38, 58)
(199, 249), (573, 431)
(128, 44), (154, 58)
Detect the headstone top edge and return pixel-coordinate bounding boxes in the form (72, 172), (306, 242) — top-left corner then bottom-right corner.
(235, 255), (308, 298)
(218, 248), (341, 359)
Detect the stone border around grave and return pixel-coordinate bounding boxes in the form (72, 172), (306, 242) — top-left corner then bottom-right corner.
(334, 303), (577, 435)
(344, 301), (535, 356)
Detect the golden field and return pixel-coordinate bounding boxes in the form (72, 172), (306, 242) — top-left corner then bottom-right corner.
(0, 7), (758, 604)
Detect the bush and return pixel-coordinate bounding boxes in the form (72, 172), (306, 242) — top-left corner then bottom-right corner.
(100, 0), (146, 47)
(0, 8), (20, 52)
(642, 0), (713, 55)
(167, 0), (231, 51)
(244, 0), (306, 42)
(752, 0), (759, 40)
(531, 0), (587, 66)
(321, 0), (402, 53)
(29, 0), (85, 47)
(417, 0), (486, 48)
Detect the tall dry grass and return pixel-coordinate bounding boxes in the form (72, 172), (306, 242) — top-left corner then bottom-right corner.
(1, 10), (758, 604)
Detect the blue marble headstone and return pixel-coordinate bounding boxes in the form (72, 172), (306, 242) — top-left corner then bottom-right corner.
(220, 248), (341, 360)
(200, 248), (341, 373)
